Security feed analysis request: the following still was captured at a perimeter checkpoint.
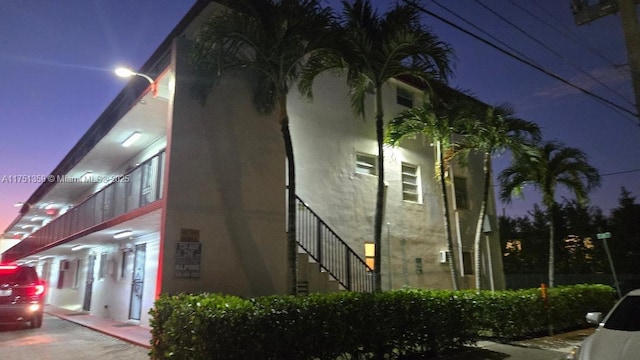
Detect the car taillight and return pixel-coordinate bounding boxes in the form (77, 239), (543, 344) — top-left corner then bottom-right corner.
(24, 284), (45, 297)
(35, 284), (45, 296)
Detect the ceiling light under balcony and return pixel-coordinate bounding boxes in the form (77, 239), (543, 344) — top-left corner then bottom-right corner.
(113, 230), (133, 239)
(121, 131), (141, 148)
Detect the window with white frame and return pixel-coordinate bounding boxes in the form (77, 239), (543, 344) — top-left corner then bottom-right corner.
(396, 87), (414, 108)
(355, 153), (377, 176)
(401, 162), (421, 202)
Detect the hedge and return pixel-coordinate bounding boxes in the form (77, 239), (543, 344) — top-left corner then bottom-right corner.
(149, 284), (616, 359)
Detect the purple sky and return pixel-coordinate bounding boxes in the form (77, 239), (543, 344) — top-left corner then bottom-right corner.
(1, 0), (639, 232)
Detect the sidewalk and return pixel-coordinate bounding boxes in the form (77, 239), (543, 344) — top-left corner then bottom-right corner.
(510, 327), (595, 353)
(45, 305), (152, 349)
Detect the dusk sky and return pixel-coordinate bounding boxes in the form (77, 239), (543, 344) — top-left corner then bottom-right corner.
(1, 0), (639, 233)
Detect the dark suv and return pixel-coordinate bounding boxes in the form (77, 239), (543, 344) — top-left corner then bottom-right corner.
(0, 264), (46, 328)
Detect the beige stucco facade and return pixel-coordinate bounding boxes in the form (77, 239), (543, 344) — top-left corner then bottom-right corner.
(1, 0), (505, 330)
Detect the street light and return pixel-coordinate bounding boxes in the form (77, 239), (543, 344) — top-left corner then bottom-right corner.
(114, 67), (158, 97)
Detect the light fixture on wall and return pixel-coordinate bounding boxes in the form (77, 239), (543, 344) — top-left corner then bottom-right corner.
(114, 67), (158, 97)
(113, 230), (133, 239)
(121, 131), (142, 148)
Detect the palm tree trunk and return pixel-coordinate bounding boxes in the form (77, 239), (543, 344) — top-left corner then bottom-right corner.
(373, 88), (385, 292)
(278, 96), (298, 296)
(438, 142), (460, 291)
(474, 154), (491, 290)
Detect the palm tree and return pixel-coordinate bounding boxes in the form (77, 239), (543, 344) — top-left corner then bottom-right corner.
(387, 94), (471, 290)
(299, 0), (453, 291)
(457, 103), (540, 290)
(499, 141), (600, 287)
(189, 0), (334, 295)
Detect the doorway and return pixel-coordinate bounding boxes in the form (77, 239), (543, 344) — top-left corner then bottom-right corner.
(128, 244), (146, 320)
(83, 254), (96, 311)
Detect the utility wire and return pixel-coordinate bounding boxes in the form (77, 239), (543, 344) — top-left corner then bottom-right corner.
(492, 168), (640, 188)
(474, 0), (635, 109)
(401, 0), (640, 126)
(599, 168), (640, 177)
(526, 0), (630, 76)
(430, 0), (541, 68)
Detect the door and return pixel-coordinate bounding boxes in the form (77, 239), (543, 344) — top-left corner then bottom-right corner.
(128, 243), (146, 320)
(83, 255), (96, 311)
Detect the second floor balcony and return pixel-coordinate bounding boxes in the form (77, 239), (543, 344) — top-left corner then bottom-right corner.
(2, 151), (165, 262)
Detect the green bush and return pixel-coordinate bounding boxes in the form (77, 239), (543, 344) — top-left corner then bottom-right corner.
(149, 284), (616, 359)
(473, 283), (616, 340)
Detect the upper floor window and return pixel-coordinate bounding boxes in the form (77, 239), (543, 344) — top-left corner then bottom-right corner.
(454, 176), (468, 210)
(356, 153), (377, 176)
(396, 87), (414, 108)
(401, 163), (421, 203)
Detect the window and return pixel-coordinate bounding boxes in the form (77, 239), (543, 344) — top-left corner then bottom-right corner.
(454, 177), (468, 210)
(364, 242), (375, 271)
(463, 251), (473, 275)
(401, 163), (420, 202)
(356, 153), (377, 176)
(396, 87), (414, 107)
(98, 253), (107, 280)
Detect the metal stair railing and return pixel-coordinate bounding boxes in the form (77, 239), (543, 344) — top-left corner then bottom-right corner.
(295, 195), (374, 292)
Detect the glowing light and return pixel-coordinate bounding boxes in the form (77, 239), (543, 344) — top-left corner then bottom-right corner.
(121, 132), (141, 147)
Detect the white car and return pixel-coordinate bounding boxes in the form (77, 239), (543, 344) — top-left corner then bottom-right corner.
(567, 289), (640, 360)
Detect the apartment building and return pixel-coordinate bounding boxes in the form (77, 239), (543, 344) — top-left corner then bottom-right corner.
(0, 1), (504, 328)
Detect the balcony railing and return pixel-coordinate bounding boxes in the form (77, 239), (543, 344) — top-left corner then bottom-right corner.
(3, 151), (165, 262)
(296, 196), (374, 292)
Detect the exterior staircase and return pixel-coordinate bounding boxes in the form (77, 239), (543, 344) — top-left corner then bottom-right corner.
(295, 195), (374, 294)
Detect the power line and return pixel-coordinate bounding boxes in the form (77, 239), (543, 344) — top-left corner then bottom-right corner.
(526, 0), (631, 77)
(599, 168), (640, 177)
(492, 168), (640, 188)
(474, 0), (635, 109)
(401, 0), (640, 127)
(430, 0), (541, 68)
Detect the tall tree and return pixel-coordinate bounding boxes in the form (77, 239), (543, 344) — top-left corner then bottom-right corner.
(499, 141), (600, 287)
(299, 0), (453, 291)
(189, 0), (334, 295)
(457, 103), (540, 289)
(610, 187), (640, 274)
(387, 95), (471, 290)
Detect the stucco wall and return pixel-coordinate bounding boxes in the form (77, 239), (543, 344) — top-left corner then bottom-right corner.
(289, 73), (504, 290)
(159, 37), (287, 297)
(39, 231), (160, 327)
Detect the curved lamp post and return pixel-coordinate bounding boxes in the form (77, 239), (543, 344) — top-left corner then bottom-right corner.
(115, 67), (158, 97)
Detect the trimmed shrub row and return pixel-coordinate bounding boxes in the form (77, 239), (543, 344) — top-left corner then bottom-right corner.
(472, 284), (616, 339)
(149, 284), (616, 359)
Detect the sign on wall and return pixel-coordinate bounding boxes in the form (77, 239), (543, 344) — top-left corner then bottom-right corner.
(175, 228), (201, 278)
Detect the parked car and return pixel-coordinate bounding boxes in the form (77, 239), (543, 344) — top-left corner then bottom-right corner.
(567, 289), (640, 360)
(0, 264), (46, 328)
